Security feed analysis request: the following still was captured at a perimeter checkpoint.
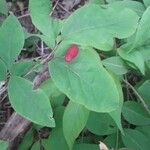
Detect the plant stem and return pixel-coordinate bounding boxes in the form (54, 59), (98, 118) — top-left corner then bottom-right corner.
(115, 129), (119, 150)
(123, 79), (150, 115)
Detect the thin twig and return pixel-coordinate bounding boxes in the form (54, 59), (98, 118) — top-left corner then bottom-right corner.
(42, 41), (60, 64)
(57, 3), (71, 15)
(124, 75), (130, 100)
(0, 86), (6, 96)
(17, 13), (30, 19)
(49, 0), (60, 16)
(35, 42), (50, 52)
(24, 42), (59, 77)
(41, 40), (44, 55)
(123, 79), (150, 115)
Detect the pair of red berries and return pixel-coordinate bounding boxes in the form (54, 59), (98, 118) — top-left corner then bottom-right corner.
(64, 44), (79, 63)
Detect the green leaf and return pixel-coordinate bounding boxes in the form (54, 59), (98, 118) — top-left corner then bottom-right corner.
(102, 56), (128, 75)
(139, 44), (150, 62)
(29, 0), (52, 34)
(49, 43), (120, 112)
(0, 21), (2, 27)
(40, 79), (65, 108)
(122, 129), (150, 150)
(0, 59), (7, 81)
(104, 132), (124, 149)
(18, 128), (34, 150)
(86, 112), (117, 135)
(63, 101), (89, 150)
(118, 6), (150, 74)
(106, 0), (122, 3)
(136, 126), (150, 139)
(105, 0), (145, 17)
(146, 60), (150, 71)
(44, 106), (69, 150)
(134, 7), (150, 47)
(118, 43), (145, 74)
(124, 41), (150, 64)
(8, 76), (55, 127)
(0, 0), (8, 15)
(108, 74), (124, 133)
(0, 140), (8, 150)
(31, 142), (40, 150)
(122, 101), (150, 125)
(73, 144), (99, 150)
(137, 80), (150, 107)
(143, 0), (150, 7)
(10, 60), (37, 76)
(89, 0), (105, 4)
(61, 4), (139, 51)
(29, 0), (61, 47)
(0, 14), (24, 69)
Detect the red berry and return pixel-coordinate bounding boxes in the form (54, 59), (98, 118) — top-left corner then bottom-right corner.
(64, 44), (79, 63)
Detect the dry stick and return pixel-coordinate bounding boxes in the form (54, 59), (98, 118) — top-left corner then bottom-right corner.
(0, 113), (31, 149)
(41, 40), (44, 55)
(123, 79), (150, 115)
(49, 0), (60, 16)
(17, 13), (30, 19)
(57, 3), (71, 15)
(0, 86), (6, 98)
(124, 75), (130, 100)
(0, 113), (31, 139)
(41, 41), (60, 64)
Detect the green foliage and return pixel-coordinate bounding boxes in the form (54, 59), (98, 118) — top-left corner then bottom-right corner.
(122, 101), (150, 125)
(18, 128), (34, 150)
(0, 59), (7, 81)
(89, 0), (105, 4)
(31, 142), (40, 150)
(40, 79), (65, 108)
(61, 4), (139, 51)
(103, 132), (124, 149)
(105, 0), (145, 17)
(0, 14), (24, 69)
(138, 80), (150, 107)
(134, 7), (150, 47)
(29, 0), (62, 47)
(0, 140), (8, 150)
(63, 102), (89, 149)
(49, 44), (120, 112)
(102, 56), (128, 75)
(136, 126), (150, 139)
(8, 76), (55, 127)
(118, 43), (145, 74)
(10, 60), (38, 76)
(86, 112), (117, 135)
(143, 0), (150, 7)
(118, 6), (150, 74)
(0, 0), (150, 149)
(42, 107), (69, 150)
(122, 129), (150, 150)
(108, 74), (124, 133)
(0, 0), (8, 15)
